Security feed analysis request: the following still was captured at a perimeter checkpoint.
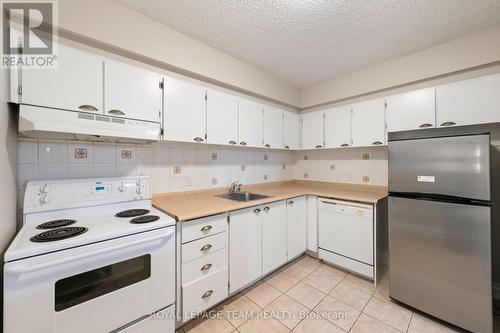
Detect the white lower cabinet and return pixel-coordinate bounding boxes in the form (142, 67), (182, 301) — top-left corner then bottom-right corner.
(287, 197), (307, 260)
(229, 207), (262, 293)
(262, 201), (287, 275)
(182, 268), (228, 317)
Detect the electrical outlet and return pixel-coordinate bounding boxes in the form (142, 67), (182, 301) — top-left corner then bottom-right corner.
(264, 174), (268, 180)
(362, 153), (370, 160)
(211, 152), (218, 160)
(304, 173), (308, 179)
(363, 176), (370, 182)
(211, 178), (217, 185)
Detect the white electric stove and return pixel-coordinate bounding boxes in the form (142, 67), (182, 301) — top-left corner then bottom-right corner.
(4, 177), (176, 333)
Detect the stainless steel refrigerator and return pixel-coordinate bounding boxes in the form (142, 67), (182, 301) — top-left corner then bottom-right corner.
(389, 134), (492, 333)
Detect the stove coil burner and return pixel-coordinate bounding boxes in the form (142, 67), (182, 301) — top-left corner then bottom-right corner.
(130, 215), (160, 224)
(36, 219), (77, 229)
(30, 227), (88, 243)
(115, 209), (150, 218)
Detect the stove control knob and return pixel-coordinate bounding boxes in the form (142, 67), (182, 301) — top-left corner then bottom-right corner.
(40, 184), (51, 193)
(40, 194), (51, 204)
(136, 179), (143, 187)
(118, 183), (126, 192)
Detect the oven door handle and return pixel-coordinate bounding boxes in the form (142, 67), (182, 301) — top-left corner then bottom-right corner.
(5, 232), (172, 275)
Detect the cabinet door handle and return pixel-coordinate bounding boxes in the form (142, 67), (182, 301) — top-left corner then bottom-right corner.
(372, 141), (383, 145)
(418, 123), (433, 128)
(263, 206), (270, 213)
(240, 141), (247, 146)
(78, 104), (99, 112)
(194, 137), (204, 142)
(264, 144), (270, 148)
(253, 208), (261, 215)
(284, 145), (290, 149)
(288, 201), (294, 206)
(200, 225), (212, 232)
(440, 121), (456, 127)
(202, 290), (213, 299)
(228, 140), (237, 145)
(200, 244), (212, 252)
(315, 145), (322, 149)
(200, 263), (212, 272)
(108, 109), (125, 116)
(340, 143), (349, 147)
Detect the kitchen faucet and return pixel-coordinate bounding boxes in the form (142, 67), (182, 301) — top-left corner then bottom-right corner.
(229, 181), (242, 193)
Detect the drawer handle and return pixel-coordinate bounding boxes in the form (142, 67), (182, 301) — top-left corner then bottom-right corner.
(202, 290), (213, 299)
(263, 206), (270, 213)
(228, 140), (237, 145)
(200, 225), (212, 232)
(288, 201), (294, 206)
(253, 208), (261, 215)
(264, 144), (270, 148)
(340, 143), (349, 147)
(240, 141), (247, 146)
(372, 141), (383, 145)
(194, 137), (204, 142)
(419, 123), (433, 128)
(108, 109), (125, 116)
(284, 145), (290, 149)
(200, 244), (212, 252)
(201, 263), (212, 272)
(440, 121), (456, 127)
(315, 145), (322, 149)
(78, 104), (99, 112)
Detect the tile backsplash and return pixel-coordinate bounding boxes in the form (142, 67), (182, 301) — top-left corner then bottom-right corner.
(17, 138), (388, 205)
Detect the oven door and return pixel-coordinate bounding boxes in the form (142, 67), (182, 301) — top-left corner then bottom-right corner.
(4, 227), (175, 333)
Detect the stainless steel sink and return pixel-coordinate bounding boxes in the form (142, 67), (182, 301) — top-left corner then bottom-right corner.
(217, 192), (271, 202)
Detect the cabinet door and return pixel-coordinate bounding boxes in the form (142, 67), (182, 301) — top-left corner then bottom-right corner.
(287, 197), (306, 260)
(352, 99), (386, 147)
(324, 106), (352, 148)
(206, 89), (238, 146)
(436, 74), (500, 127)
(229, 207), (262, 293)
(284, 111), (300, 150)
(262, 201), (287, 275)
(386, 88), (435, 132)
(301, 111), (324, 149)
(164, 77), (206, 143)
(104, 60), (162, 122)
(306, 196), (318, 252)
(263, 106), (284, 149)
(22, 43), (103, 113)
(238, 98), (263, 148)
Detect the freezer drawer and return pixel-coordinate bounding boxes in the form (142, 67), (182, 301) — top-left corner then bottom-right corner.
(389, 196), (492, 333)
(388, 134), (490, 201)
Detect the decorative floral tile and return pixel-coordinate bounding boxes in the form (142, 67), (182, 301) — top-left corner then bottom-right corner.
(121, 149), (133, 160)
(74, 148), (87, 159)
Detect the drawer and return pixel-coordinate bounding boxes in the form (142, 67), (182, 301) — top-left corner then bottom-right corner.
(182, 214), (228, 243)
(182, 248), (228, 285)
(182, 232), (227, 264)
(182, 268), (228, 318)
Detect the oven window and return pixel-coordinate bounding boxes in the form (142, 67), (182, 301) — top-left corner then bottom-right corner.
(55, 254), (151, 312)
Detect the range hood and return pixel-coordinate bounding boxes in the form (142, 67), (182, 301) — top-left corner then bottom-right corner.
(18, 105), (161, 143)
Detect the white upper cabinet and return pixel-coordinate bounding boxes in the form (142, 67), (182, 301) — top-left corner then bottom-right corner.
(104, 60), (162, 122)
(206, 89), (238, 146)
(21, 43), (104, 113)
(283, 111), (300, 150)
(301, 111), (324, 149)
(263, 106), (284, 149)
(324, 105), (352, 148)
(352, 99), (386, 147)
(164, 77), (207, 143)
(386, 88), (436, 132)
(436, 74), (500, 127)
(238, 98), (263, 148)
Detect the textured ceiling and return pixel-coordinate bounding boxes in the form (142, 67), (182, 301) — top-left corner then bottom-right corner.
(116, 0), (500, 88)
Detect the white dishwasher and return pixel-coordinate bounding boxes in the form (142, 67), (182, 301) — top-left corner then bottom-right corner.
(318, 198), (374, 279)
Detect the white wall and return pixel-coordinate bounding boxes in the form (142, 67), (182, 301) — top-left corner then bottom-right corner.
(300, 26), (500, 109)
(0, 69), (18, 251)
(57, 0), (299, 107)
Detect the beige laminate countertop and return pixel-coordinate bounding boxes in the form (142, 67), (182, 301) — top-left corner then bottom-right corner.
(153, 180), (388, 222)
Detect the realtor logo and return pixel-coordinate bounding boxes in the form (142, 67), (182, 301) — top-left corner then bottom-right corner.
(1, 0), (57, 68)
